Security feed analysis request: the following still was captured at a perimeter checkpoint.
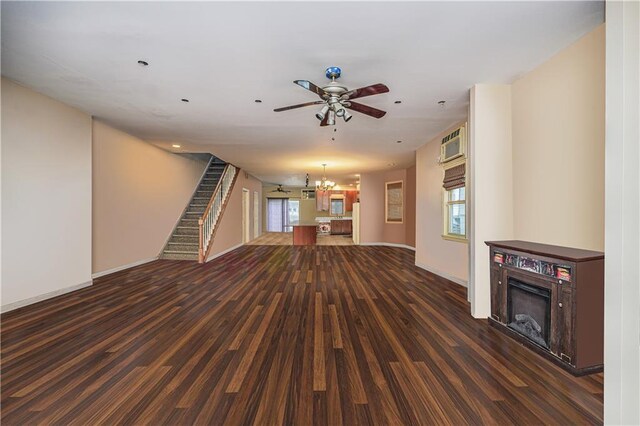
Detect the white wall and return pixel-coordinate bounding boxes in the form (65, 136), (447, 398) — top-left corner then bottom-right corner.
(415, 122), (468, 286)
(468, 84), (514, 319)
(1, 78), (92, 311)
(604, 1), (640, 423)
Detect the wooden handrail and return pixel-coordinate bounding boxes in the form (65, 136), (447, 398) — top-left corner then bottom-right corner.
(198, 164), (239, 263)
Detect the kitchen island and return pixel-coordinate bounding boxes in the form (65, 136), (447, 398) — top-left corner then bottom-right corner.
(291, 221), (317, 245)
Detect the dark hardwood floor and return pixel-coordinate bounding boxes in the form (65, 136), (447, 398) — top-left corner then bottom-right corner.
(1, 245), (603, 425)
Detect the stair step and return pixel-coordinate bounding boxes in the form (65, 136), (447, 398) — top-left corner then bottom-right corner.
(195, 191), (214, 198)
(166, 242), (198, 252)
(161, 252), (199, 261)
(192, 197), (210, 204)
(188, 205), (206, 213)
(175, 226), (199, 236)
(179, 220), (199, 228)
(170, 234), (199, 244)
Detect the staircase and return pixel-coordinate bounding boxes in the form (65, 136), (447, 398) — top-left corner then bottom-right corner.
(161, 157), (228, 260)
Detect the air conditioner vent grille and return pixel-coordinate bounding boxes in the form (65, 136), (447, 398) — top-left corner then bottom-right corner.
(442, 128), (460, 144)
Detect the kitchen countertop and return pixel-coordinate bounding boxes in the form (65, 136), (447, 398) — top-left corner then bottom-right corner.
(315, 217), (353, 222)
(290, 221), (319, 227)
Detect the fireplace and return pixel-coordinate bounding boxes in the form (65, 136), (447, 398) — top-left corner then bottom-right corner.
(507, 278), (551, 349)
(486, 240), (604, 375)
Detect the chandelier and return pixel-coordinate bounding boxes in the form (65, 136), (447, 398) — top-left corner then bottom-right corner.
(315, 164), (335, 191)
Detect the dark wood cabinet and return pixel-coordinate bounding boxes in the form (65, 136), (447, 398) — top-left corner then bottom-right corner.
(486, 240), (603, 376)
(345, 191), (358, 212)
(330, 220), (352, 235)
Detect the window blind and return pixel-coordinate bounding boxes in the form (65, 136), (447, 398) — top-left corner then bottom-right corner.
(443, 164), (465, 190)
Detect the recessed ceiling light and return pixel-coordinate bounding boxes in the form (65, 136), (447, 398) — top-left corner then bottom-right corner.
(388, 162), (397, 167)
(438, 100), (446, 107)
(172, 144), (181, 148)
(394, 100), (402, 104)
(181, 98), (189, 103)
(254, 99), (262, 103)
(137, 60), (149, 66)
(396, 140), (402, 144)
(349, 183), (354, 186)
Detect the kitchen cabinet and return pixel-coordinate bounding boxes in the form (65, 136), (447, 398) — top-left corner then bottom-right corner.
(330, 220), (352, 235)
(345, 191), (358, 212)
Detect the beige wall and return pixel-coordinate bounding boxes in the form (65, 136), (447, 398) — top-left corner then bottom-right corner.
(512, 24), (605, 251)
(1, 78), (92, 310)
(467, 25), (605, 318)
(415, 123), (469, 286)
(207, 171), (262, 259)
(92, 121), (208, 274)
(360, 167), (415, 247)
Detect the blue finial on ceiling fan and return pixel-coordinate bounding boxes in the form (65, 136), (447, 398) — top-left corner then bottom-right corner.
(325, 67), (341, 80)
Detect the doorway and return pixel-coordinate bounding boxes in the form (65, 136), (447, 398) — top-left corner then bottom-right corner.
(266, 198), (289, 232)
(242, 189), (250, 243)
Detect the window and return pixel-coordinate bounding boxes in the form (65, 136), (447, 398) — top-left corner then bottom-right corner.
(385, 181), (403, 223)
(442, 162), (467, 241)
(445, 187), (466, 238)
(330, 197), (344, 215)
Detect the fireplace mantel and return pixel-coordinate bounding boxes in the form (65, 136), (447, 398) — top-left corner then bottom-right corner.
(485, 240), (604, 376)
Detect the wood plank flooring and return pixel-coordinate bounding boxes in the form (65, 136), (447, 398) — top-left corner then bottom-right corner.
(1, 245), (603, 425)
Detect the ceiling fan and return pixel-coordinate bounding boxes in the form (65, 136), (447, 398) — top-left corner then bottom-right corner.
(274, 67), (389, 126)
(269, 184), (292, 194)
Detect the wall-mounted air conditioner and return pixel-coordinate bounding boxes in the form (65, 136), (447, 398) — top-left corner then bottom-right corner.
(439, 124), (466, 163)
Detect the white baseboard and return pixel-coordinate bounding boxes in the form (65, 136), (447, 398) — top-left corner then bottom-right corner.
(1, 280), (93, 313)
(92, 257), (158, 279)
(359, 242), (416, 251)
(415, 261), (468, 288)
(206, 243), (244, 262)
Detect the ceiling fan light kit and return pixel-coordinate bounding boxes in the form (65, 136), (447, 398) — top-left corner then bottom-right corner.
(274, 67), (389, 126)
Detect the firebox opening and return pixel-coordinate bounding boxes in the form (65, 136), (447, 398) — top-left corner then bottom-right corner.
(507, 278), (551, 349)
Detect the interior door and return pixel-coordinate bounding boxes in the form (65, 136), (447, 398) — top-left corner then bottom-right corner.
(242, 189), (250, 243)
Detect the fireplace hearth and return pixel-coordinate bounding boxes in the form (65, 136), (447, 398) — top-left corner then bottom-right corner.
(485, 240), (604, 376)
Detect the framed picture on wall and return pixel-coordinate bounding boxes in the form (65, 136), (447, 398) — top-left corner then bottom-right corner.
(385, 181), (403, 223)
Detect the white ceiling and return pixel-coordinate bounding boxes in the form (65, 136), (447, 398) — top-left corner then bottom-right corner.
(1, 1), (603, 185)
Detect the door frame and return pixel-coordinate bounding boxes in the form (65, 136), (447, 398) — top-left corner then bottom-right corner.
(253, 191), (259, 239)
(242, 188), (250, 243)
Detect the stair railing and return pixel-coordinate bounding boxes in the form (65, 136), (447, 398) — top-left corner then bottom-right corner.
(198, 164), (238, 263)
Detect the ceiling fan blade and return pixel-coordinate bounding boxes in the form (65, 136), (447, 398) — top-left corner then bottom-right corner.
(274, 100), (324, 112)
(345, 101), (387, 118)
(319, 114), (329, 127)
(294, 80), (329, 99)
(342, 83), (389, 100)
